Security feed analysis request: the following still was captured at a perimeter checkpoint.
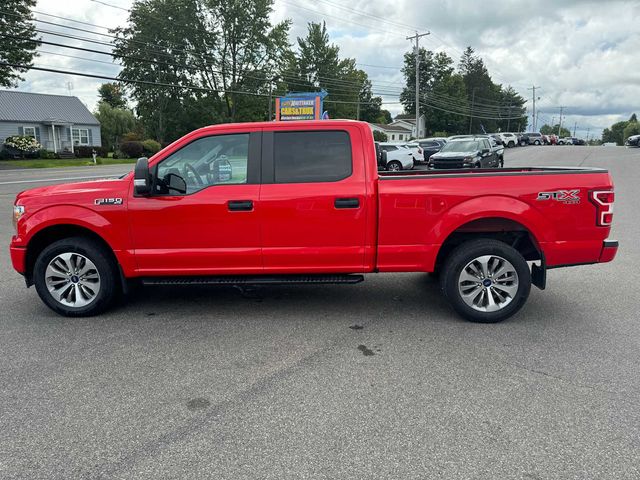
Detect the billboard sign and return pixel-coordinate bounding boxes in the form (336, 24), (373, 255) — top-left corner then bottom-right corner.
(275, 91), (327, 121)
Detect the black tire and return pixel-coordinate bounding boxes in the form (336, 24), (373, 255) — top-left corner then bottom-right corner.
(34, 236), (119, 317)
(534, 140), (541, 145)
(440, 239), (531, 323)
(520, 140), (527, 146)
(386, 160), (402, 171)
(508, 141), (515, 148)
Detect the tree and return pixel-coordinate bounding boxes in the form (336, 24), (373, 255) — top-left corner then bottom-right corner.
(629, 113), (637, 123)
(602, 120), (630, 145)
(540, 123), (570, 138)
(283, 22), (383, 121)
(372, 130), (388, 142)
(94, 102), (137, 151)
(98, 83), (127, 109)
(0, 0), (39, 87)
(623, 121), (640, 143)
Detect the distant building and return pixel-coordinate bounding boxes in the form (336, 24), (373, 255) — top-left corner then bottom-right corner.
(390, 114), (426, 139)
(369, 123), (412, 142)
(0, 90), (101, 155)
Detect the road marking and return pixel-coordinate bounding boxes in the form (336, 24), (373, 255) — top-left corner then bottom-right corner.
(0, 175), (120, 185)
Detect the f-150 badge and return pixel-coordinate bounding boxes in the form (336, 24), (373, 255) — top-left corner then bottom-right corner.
(537, 190), (580, 204)
(94, 198), (123, 206)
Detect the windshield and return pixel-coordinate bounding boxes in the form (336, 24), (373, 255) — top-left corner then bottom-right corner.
(441, 141), (481, 153)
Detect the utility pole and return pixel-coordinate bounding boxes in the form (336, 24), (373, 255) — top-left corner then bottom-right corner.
(407, 31), (430, 139)
(558, 106), (565, 136)
(468, 87), (478, 134)
(268, 80), (274, 121)
(528, 85), (540, 131)
(506, 101), (513, 132)
(573, 121), (577, 137)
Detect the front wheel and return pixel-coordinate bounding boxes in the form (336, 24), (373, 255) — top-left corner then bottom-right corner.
(440, 239), (531, 323)
(386, 161), (402, 171)
(34, 237), (119, 317)
(520, 140), (527, 146)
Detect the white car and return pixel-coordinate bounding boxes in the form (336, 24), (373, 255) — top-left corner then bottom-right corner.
(558, 137), (574, 145)
(378, 143), (415, 171)
(498, 132), (518, 148)
(404, 143), (425, 163)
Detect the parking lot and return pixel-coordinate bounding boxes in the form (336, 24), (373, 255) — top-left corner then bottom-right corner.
(1, 146), (639, 479)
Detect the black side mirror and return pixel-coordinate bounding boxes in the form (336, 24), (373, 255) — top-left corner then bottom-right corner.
(134, 157), (151, 196)
(164, 172), (187, 194)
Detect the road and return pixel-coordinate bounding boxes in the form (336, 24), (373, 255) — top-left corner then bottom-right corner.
(1, 147), (639, 479)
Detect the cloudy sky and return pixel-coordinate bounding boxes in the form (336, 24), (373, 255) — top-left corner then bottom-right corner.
(18, 0), (640, 138)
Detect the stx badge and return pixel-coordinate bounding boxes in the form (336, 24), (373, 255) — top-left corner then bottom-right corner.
(94, 198), (123, 206)
(537, 190), (581, 204)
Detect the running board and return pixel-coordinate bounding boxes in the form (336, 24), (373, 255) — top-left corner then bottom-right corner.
(141, 274), (365, 286)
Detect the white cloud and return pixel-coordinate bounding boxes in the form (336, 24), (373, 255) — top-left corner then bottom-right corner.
(14, 0), (640, 137)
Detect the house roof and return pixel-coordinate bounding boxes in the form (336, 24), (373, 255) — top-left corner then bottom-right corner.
(0, 90), (100, 125)
(394, 114), (416, 121)
(371, 123), (412, 133)
(392, 118), (416, 125)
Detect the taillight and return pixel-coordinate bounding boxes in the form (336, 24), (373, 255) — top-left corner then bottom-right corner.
(589, 190), (614, 226)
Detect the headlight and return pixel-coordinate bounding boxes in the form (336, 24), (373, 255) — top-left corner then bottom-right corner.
(13, 205), (25, 232)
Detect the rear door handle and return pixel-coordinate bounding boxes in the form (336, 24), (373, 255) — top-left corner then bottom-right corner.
(334, 198), (360, 209)
(228, 200), (253, 211)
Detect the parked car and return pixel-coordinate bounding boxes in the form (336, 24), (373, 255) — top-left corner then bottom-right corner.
(572, 138), (586, 146)
(377, 142), (415, 171)
(404, 143), (425, 163)
(413, 139), (445, 164)
(520, 132), (544, 146)
(428, 137), (500, 169)
(10, 120), (618, 323)
(498, 132), (518, 148)
(490, 134), (505, 146)
(625, 134), (640, 147)
(558, 137), (574, 145)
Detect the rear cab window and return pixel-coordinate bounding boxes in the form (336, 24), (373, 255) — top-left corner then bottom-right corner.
(273, 130), (352, 183)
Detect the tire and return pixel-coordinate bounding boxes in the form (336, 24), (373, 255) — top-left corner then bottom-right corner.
(534, 140), (541, 145)
(440, 239), (531, 323)
(508, 141), (515, 148)
(34, 236), (119, 317)
(386, 161), (402, 171)
(520, 140), (527, 146)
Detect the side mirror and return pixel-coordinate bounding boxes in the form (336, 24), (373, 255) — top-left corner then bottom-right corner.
(481, 148), (490, 155)
(164, 173), (187, 194)
(134, 157), (151, 196)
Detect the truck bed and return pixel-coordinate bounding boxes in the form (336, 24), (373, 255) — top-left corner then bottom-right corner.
(379, 166), (608, 179)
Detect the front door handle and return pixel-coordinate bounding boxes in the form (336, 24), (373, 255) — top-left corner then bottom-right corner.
(334, 198), (360, 209)
(228, 200), (253, 211)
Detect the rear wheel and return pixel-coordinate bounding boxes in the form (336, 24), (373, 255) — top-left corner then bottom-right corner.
(508, 141), (515, 148)
(440, 239), (531, 323)
(520, 140), (527, 146)
(386, 161), (402, 171)
(34, 237), (118, 317)
(534, 140), (541, 145)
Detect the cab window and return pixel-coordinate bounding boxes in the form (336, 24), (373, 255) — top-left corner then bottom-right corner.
(155, 134), (249, 194)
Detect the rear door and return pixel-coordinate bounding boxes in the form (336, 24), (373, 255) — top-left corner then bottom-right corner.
(259, 126), (368, 273)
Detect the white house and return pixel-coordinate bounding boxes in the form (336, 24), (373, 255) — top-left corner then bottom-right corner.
(390, 114), (426, 139)
(369, 123), (412, 143)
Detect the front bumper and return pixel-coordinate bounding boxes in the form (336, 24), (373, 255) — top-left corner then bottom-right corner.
(599, 239), (618, 263)
(10, 245), (26, 274)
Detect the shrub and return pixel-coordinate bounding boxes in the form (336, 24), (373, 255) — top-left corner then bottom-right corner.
(38, 149), (56, 159)
(0, 148), (12, 160)
(119, 141), (144, 158)
(372, 130), (388, 142)
(141, 139), (161, 156)
(432, 131), (448, 138)
(3, 135), (41, 154)
(121, 131), (142, 142)
(74, 146), (108, 158)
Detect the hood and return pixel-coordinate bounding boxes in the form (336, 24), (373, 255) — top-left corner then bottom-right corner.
(15, 177), (130, 209)
(431, 150), (477, 159)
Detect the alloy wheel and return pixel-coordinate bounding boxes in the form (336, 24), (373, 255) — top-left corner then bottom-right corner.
(457, 255), (519, 312)
(45, 253), (101, 308)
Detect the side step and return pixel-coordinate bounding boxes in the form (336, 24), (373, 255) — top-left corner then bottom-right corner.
(141, 274), (365, 286)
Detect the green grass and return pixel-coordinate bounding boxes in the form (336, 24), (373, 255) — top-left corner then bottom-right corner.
(1, 157), (137, 168)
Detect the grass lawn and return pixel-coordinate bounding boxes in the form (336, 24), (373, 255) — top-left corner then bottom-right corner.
(1, 158), (137, 168)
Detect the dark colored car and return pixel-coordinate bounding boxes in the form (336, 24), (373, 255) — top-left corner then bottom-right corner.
(415, 139), (445, 164)
(429, 138), (499, 169)
(572, 137), (586, 146)
(626, 134), (640, 147)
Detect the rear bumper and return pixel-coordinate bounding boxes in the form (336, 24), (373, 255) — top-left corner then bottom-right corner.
(599, 239), (618, 263)
(10, 245), (26, 274)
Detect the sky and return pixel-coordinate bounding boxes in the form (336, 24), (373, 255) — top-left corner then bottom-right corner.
(15, 0), (640, 139)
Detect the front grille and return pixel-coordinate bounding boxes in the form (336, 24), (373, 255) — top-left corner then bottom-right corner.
(433, 161), (464, 169)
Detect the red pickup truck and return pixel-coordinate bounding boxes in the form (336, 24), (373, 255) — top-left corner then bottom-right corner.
(10, 121), (617, 322)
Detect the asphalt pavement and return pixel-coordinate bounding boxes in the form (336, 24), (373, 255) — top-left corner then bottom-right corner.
(1, 147), (639, 479)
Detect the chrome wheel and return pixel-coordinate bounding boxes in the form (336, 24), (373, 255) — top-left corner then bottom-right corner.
(457, 255), (519, 312)
(45, 253), (101, 308)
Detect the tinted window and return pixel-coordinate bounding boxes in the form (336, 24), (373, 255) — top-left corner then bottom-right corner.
(441, 141), (481, 152)
(156, 134), (249, 195)
(420, 141), (438, 147)
(274, 131), (352, 183)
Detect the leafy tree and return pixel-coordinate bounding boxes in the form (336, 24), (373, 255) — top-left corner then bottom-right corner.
(629, 113), (637, 123)
(372, 130), (388, 142)
(283, 22), (383, 121)
(94, 102), (137, 151)
(0, 0), (39, 87)
(540, 123), (570, 138)
(376, 109), (393, 124)
(602, 120), (630, 145)
(98, 83), (127, 109)
(623, 121), (640, 143)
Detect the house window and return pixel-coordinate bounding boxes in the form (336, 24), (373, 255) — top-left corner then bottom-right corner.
(23, 126), (36, 138)
(399, 134), (403, 140)
(391, 134), (395, 140)
(72, 128), (89, 145)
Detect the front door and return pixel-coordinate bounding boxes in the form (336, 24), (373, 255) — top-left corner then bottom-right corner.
(259, 127), (368, 273)
(128, 131), (262, 275)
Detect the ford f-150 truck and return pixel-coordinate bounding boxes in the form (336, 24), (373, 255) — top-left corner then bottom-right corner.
(10, 120), (618, 322)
